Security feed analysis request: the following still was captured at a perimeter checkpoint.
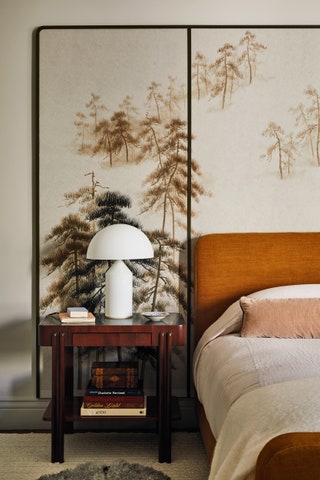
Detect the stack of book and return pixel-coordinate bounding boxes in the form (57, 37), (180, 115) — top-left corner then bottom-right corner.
(59, 307), (95, 324)
(80, 361), (146, 416)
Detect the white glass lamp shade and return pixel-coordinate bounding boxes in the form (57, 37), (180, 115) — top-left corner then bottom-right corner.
(87, 224), (154, 260)
(87, 224), (154, 318)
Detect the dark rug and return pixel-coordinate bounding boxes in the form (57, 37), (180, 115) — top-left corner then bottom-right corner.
(37, 459), (171, 480)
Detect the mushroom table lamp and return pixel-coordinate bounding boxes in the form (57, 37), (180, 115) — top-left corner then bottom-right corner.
(87, 224), (154, 318)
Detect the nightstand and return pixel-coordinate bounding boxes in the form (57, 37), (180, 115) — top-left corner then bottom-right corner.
(38, 312), (186, 463)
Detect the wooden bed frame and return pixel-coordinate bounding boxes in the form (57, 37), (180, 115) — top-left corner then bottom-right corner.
(194, 232), (320, 479)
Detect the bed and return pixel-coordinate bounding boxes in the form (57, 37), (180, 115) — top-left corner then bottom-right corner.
(193, 232), (320, 480)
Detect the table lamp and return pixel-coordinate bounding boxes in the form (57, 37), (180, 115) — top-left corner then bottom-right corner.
(87, 223), (154, 318)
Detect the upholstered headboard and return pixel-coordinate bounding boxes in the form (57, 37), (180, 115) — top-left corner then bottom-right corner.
(194, 232), (320, 345)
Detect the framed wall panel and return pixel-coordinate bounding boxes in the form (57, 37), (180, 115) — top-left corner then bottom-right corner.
(191, 27), (320, 234)
(37, 25), (320, 398)
(37, 26), (190, 397)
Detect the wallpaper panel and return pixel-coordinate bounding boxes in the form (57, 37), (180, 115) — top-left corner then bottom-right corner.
(38, 26), (320, 397)
(191, 27), (320, 234)
(38, 27), (189, 396)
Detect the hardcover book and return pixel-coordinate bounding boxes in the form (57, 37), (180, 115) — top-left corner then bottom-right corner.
(83, 399), (145, 409)
(90, 361), (139, 388)
(82, 394), (145, 404)
(91, 374), (138, 389)
(91, 361), (139, 375)
(85, 381), (144, 397)
(59, 312), (95, 324)
(80, 397), (147, 416)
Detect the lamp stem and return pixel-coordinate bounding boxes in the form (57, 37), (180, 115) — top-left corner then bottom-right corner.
(105, 260), (133, 318)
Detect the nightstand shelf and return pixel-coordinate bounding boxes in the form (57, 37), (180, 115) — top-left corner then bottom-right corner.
(38, 312), (186, 464)
(42, 396), (181, 422)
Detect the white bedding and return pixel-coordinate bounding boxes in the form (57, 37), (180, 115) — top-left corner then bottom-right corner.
(209, 377), (320, 480)
(193, 285), (320, 479)
(193, 291), (320, 437)
(194, 333), (320, 437)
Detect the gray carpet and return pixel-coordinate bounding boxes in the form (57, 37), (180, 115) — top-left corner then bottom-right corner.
(37, 459), (170, 480)
(0, 432), (210, 480)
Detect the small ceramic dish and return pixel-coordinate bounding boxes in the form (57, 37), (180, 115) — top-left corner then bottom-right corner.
(142, 311), (169, 322)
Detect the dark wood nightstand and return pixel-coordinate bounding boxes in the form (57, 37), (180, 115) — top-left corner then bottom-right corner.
(38, 312), (186, 463)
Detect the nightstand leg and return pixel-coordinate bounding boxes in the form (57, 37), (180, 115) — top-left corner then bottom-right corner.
(51, 332), (65, 463)
(158, 331), (172, 463)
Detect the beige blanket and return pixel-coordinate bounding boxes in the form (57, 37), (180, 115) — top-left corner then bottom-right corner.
(209, 377), (320, 480)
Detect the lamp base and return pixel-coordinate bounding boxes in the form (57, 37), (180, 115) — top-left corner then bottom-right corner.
(105, 260), (133, 318)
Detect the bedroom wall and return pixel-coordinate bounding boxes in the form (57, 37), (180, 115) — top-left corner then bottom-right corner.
(0, 0), (318, 429)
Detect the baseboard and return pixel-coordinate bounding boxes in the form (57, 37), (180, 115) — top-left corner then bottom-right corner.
(0, 397), (198, 431)
(0, 400), (50, 430)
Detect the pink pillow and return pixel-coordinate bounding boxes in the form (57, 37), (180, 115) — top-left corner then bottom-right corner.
(240, 296), (320, 338)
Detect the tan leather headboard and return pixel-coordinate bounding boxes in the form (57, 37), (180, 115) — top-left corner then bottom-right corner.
(194, 232), (320, 345)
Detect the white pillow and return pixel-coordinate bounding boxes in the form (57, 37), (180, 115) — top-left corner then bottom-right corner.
(248, 284), (320, 299)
